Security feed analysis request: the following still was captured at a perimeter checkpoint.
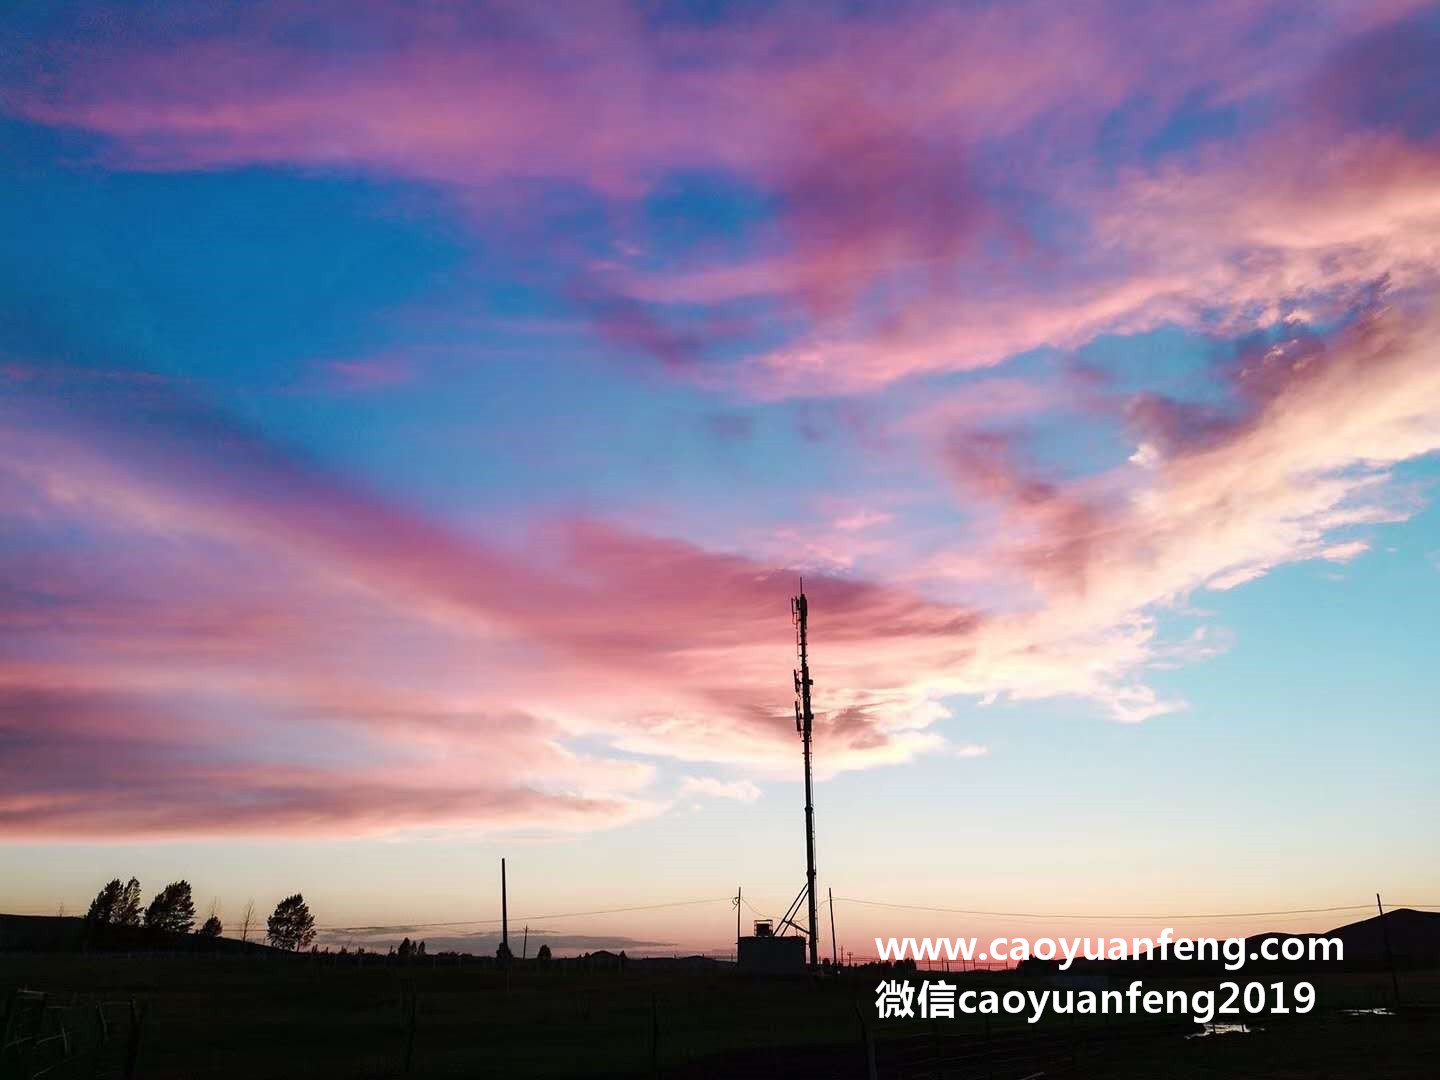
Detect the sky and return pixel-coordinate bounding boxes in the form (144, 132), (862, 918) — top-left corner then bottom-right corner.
(1, 0), (1439, 958)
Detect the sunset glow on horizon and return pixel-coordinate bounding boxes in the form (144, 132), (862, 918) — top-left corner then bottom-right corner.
(2, 1), (1438, 957)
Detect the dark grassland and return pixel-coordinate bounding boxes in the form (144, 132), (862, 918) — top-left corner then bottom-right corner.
(2, 954), (1436, 1078)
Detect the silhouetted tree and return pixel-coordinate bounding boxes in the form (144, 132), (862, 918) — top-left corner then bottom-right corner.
(416, 940), (426, 957)
(536, 944), (552, 962)
(145, 881), (196, 933)
(199, 914), (223, 937)
(397, 936), (413, 959)
(239, 898), (256, 943)
(86, 879), (124, 925)
(267, 893), (316, 951)
(115, 878), (144, 927)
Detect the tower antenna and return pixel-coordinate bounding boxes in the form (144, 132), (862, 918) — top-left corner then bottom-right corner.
(498, 857), (511, 964)
(791, 583), (820, 967)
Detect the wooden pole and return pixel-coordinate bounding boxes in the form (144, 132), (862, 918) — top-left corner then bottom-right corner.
(736, 886), (742, 964)
(854, 1001), (877, 1080)
(829, 887), (838, 966)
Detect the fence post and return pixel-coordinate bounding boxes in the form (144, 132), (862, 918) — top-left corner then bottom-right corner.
(649, 992), (659, 1078)
(402, 984), (418, 1075)
(853, 1001), (877, 1080)
(123, 1001), (144, 1080)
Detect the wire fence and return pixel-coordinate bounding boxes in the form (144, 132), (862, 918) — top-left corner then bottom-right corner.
(0, 988), (143, 1080)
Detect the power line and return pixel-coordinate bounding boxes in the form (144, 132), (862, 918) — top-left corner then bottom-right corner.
(833, 898), (1440, 921)
(22, 895), (1435, 936)
(315, 897), (730, 934)
(740, 897), (770, 921)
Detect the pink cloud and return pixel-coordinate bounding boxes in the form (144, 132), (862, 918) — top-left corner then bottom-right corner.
(3, 2), (1440, 839)
(914, 301), (1440, 720)
(10, 1), (1433, 391)
(322, 355), (418, 391)
(9, 295), (1437, 840)
(679, 777), (761, 803)
(731, 121), (1440, 395)
(1318, 541), (1370, 563)
(0, 376), (987, 837)
(833, 511), (894, 533)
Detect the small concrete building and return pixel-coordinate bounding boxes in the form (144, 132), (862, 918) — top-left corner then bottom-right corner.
(738, 919), (806, 974)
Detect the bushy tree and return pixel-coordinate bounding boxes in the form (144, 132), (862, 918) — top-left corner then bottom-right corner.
(199, 914), (223, 938)
(416, 940), (426, 957)
(397, 937), (413, 959)
(85, 879), (124, 924)
(115, 878), (144, 927)
(267, 894), (316, 951)
(144, 881), (196, 933)
(536, 943), (552, 962)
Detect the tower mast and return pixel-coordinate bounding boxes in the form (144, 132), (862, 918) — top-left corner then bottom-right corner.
(792, 585), (819, 967)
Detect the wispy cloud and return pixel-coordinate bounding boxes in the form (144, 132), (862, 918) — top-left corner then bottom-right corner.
(679, 777), (762, 803)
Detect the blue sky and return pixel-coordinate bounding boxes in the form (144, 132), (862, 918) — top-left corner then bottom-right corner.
(2, 1), (1439, 953)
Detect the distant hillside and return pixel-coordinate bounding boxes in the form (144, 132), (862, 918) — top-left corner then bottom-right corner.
(0, 913), (277, 955)
(1046, 908), (1440, 977)
(1246, 907), (1440, 970)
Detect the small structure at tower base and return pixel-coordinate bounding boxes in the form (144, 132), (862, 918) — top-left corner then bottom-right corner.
(738, 919), (806, 974)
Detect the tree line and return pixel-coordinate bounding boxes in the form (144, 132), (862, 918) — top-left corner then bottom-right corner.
(83, 878), (317, 951)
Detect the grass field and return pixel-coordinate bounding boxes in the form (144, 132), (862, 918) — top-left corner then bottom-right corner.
(3, 954), (1436, 1078)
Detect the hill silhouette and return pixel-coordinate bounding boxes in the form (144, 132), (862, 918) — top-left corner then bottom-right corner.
(7, 907), (1439, 970)
(1245, 907), (1440, 970)
(1039, 908), (1440, 977)
(0, 913), (277, 955)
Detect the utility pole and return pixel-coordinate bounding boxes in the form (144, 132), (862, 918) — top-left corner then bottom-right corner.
(829, 887), (838, 966)
(501, 858), (509, 957)
(522, 924), (529, 961)
(735, 887), (742, 963)
(792, 585), (819, 967)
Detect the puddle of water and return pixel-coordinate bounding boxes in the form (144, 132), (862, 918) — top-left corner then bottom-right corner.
(1185, 1023), (1261, 1039)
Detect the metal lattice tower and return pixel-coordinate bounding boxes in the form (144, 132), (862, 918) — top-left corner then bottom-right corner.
(792, 586), (819, 967)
